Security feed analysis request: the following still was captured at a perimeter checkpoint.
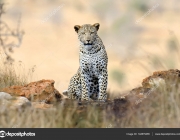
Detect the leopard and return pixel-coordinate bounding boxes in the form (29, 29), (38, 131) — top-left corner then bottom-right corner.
(63, 23), (108, 102)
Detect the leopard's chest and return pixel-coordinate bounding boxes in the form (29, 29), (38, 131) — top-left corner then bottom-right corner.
(80, 52), (107, 77)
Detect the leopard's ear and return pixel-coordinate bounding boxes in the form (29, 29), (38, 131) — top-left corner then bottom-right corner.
(93, 23), (100, 31)
(74, 25), (81, 33)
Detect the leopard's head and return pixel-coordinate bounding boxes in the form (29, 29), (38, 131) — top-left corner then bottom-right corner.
(74, 23), (100, 51)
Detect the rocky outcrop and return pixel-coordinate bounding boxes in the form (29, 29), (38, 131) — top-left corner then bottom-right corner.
(1, 69), (180, 114)
(142, 69), (180, 88)
(128, 69), (180, 100)
(110, 69), (180, 117)
(2, 79), (62, 103)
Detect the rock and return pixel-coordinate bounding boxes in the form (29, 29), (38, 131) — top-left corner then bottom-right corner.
(2, 79), (62, 103)
(0, 92), (13, 100)
(142, 69), (180, 88)
(129, 69), (180, 98)
(0, 92), (31, 110)
(0, 92), (13, 111)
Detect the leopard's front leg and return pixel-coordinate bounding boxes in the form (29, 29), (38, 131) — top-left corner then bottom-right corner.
(98, 68), (108, 102)
(80, 72), (90, 101)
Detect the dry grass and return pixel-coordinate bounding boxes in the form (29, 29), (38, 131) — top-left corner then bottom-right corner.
(0, 55), (35, 90)
(0, 81), (180, 128)
(0, 101), (113, 128)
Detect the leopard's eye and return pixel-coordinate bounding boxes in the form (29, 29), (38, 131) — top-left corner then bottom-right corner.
(81, 32), (85, 35)
(90, 32), (94, 35)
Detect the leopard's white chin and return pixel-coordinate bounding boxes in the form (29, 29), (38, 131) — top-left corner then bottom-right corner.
(84, 45), (93, 51)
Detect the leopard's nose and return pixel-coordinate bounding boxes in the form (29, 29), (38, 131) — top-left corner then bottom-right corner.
(87, 40), (90, 43)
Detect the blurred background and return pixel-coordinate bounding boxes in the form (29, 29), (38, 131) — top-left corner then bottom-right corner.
(0, 0), (180, 95)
